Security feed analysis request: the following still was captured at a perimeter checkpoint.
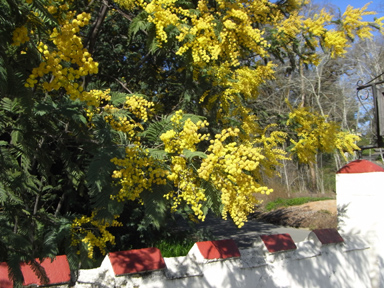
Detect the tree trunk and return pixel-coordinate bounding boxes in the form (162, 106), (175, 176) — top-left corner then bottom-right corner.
(309, 162), (316, 193)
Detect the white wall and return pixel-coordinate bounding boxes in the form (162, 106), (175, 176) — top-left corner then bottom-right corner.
(336, 160), (384, 288)
(73, 233), (371, 288)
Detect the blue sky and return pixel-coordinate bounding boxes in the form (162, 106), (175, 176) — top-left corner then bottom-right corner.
(318, 0), (384, 21)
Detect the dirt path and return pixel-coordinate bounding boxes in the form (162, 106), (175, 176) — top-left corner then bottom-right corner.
(252, 200), (337, 230)
(299, 200), (337, 214)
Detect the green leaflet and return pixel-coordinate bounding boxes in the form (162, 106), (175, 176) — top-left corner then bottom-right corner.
(182, 149), (207, 160)
(141, 115), (173, 144)
(140, 185), (171, 230)
(147, 148), (168, 160)
(129, 11), (151, 36)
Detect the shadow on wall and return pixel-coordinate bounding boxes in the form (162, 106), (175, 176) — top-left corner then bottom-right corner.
(189, 238), (275, 288)
(0, 229), (374, 288)
(286, 239), (370, 288)
(337, 203), (350, 233)
(109, 248), (166, 275)
(285, 200), (371, 288)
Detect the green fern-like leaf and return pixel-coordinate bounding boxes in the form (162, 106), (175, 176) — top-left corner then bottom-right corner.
(110, 91), (130, 106)
(201, 180), (222, 217)
(181, 113), (206, 124)
(147, 148), (168, 160)
(128, 11), (151, 36)
(141, 115), (173, 143)
(182, 149), (207, 160)
(140, 185), (171, 229)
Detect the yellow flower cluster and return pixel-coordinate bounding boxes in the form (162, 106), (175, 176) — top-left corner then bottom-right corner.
(47, 5), (58, 14)
(177, 11), (220, 64)
(104, 115), (137, 137)
(159, 111), (209, 220)
(277, 11), (303, 39)
(20, 4), (118, 133)
(254, 125), (289, 177)
(303, 3), (379, 58)
(110, 108), (269, 227)
(223, 64), (276, 101)
(114, 0), (136, 10)
(323, 30), (349, 58)
(200, 63), (275, 135)
(124, 95), (155, 123)
(303, 9), (333, 37)
(160, 113), (209, 154)
(375, 16), (384, 31)
(24, 10), (100, 106)
(287, 105), (359, 163)
(71, 211), (122, 258)
(144, 0), (188, 45)
(197, 127), (272, 227)
(335, 131), (360, 159)
(104, 95), (155, 138)
(170, 109), (183, 125)
(12, 26), (30, 46)
(85, 89), (111, 107)
(176, 0), (270, 66)
(82, 90), (111, 121)
(124, 0), (274, 70)
(164, 156), (207, 221)
(342, 4), (376, 39)
(110, 146), (168, 202)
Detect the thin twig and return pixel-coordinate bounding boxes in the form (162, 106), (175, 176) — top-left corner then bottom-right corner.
(100, 74), (133, 93)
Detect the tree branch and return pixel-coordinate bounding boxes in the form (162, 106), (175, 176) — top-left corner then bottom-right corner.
(55, 193), (65, 217)
(84, 2), (109, 54)
(99, 74), (133, 93)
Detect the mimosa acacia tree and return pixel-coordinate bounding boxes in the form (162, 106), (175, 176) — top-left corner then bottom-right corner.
(1, 0), (382, 283)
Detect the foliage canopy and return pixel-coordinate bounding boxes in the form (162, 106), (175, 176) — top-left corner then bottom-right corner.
(1, 0), (381, 284)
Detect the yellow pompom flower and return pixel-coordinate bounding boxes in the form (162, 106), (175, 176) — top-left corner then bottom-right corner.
(71, 212), (122, 258)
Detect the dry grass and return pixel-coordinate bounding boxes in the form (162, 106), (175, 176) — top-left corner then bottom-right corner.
(256, 179), (336, 211)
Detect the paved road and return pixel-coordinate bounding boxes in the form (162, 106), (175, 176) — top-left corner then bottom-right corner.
(195, 214), (310, 249)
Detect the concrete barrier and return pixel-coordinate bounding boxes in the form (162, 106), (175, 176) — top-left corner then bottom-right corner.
(336, 159), (384, 288)
(0, 230), (373, 288)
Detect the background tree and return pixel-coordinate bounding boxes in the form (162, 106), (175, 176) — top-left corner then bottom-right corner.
(253, 2), (382, 193)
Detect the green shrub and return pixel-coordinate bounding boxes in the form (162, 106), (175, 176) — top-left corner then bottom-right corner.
(154, 238), (195, 257)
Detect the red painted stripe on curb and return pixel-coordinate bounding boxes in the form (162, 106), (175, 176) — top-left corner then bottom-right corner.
(109, 248), (166, 275)
(196, 239), (240, 259)
(260, 234), (297, 253)
(0, 262), (13, 288)
(337, 159), (384, 174)
(21, 255), (71, 286)
(312, 229), (344, 245)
